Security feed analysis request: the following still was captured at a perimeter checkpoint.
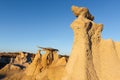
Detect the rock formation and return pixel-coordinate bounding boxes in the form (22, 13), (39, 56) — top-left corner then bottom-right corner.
(62, 6), (120, 80)
(25, 50), (42, 76)
(0, 48), (68, 80)
(40, 47), (59, 68)
(22, 47), (67, 80)
(0, 52), (19, 69)
(0, 52), (35, 69)
(1, 5), (120, 80)
(34, 47), (66, 80)
(0, 52), (35, 80)
(14, 52), (32, 66)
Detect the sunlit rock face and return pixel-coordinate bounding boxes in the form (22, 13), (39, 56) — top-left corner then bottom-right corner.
(0, 48), (68, 80)
(62, 6), (120, 80)
(22, 48), (68, 80)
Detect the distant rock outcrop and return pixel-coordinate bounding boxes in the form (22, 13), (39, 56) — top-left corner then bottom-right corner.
(0, 52), (19, 69)
(23, 48), (68, 80)
(62, 6), (120, 80)
(14, 52), (33, 68)
(0, 52), (35, 69)
(0, 49), (68, 80)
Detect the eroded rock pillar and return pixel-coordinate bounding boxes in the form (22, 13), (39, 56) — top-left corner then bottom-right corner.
(62, 6), (102, 80)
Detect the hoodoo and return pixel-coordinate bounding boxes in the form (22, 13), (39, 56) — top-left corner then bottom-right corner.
(62, 6), (120, 80)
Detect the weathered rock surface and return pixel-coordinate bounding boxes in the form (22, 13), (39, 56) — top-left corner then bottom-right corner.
(1, 48), (68, 80)
(25, 50), (42, 76)
(62, 6), (120, 80)
(0, 52), (35, 80)
(0, 52), (35, 69)
(33, 48), (67, 80)
(14, 52), (33, 67)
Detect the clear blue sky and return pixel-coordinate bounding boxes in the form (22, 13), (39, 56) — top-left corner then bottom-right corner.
(0, 0), (120, 54)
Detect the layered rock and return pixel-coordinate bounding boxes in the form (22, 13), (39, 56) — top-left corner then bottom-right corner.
(62, 6), (120, 80)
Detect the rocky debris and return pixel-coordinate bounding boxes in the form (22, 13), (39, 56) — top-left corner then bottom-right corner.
(62, 6), (120, 80)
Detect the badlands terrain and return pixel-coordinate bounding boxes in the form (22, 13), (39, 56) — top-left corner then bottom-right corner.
(0, 6), (120, 80)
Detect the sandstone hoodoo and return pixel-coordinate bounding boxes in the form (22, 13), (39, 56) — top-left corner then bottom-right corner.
(62, 6), (120, 80)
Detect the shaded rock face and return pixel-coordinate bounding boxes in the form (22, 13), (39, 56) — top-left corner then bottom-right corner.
(0, 52), (19, 69)
(0, 52), (35, 69)
(62, 6), (120, 80)
(0, 57), (11, 69)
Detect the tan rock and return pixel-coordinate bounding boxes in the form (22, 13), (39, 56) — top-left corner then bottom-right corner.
(47, 66), (65, 80)
(35, 48), (65, 80)
(9, 64), (21, 70)
(0, 64), (21, 74)
(62, 5), (120, 80)
(25, 50), (42, 76)
(55, 57), (67, 66)
(36, 65), (65, 80)
(14, 52), (28, 65)
(41, 48), (59, 69)
(52, 51), (59, 63)
(72, 5), (94, 20)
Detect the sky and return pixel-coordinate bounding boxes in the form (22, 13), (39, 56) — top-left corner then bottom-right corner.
(0, 0), (120, 54)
